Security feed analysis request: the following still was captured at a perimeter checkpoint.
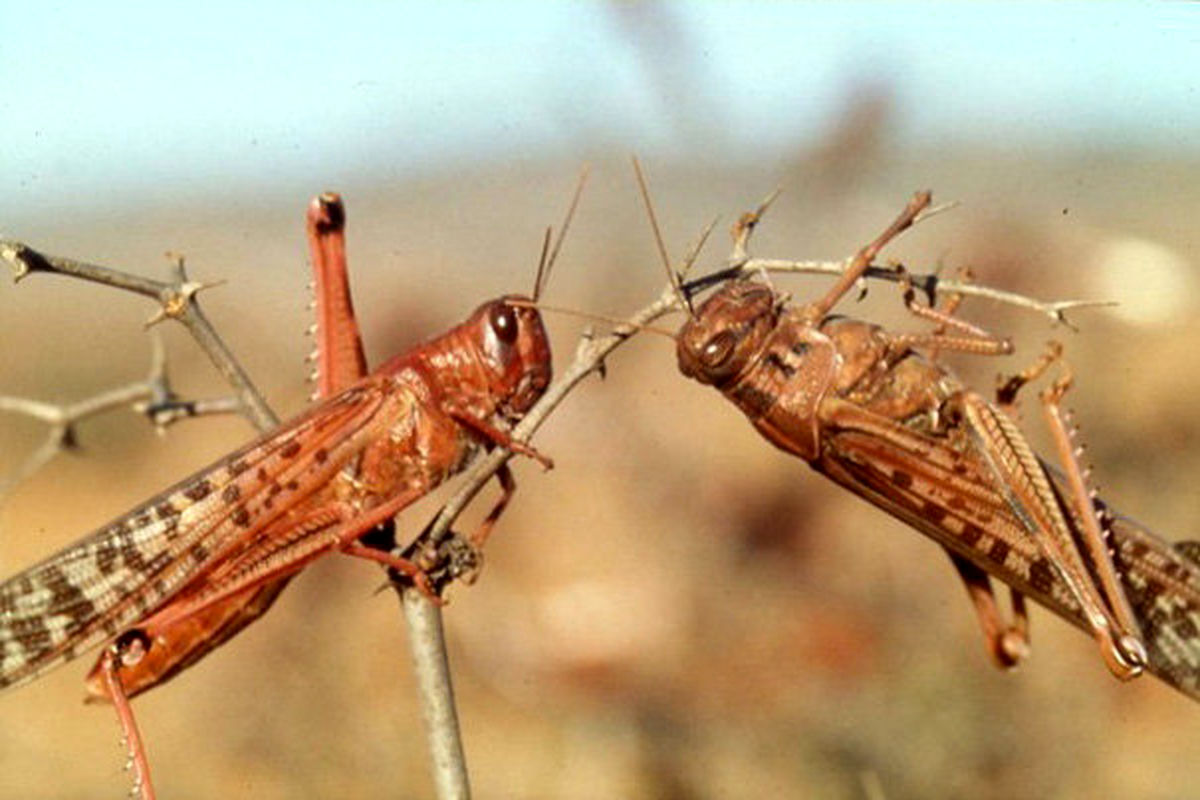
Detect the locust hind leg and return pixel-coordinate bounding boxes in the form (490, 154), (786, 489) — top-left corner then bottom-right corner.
(998, 342), (1146, 677)
(946, 551), (1031, 669)
(306, 192), (369, 396)
(895, 272), (1022, 667)
(952, 359), (1146, 680)
(1039, 366), (1147, 676)
(79, 193), (372, 793)
(935, 342), (1069, 675)
(97, 632), (158, 800)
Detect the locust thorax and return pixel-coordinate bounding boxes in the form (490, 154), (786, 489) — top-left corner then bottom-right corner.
(819, 317), (958, 428)
(676, 281), (778, 387)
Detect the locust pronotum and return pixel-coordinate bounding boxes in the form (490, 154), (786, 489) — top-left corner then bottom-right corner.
(675, 192), (1200, 701)
(0, 192), (564, 797)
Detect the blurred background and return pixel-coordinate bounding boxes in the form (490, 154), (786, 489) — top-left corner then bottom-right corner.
(2, 3), (1199, 798)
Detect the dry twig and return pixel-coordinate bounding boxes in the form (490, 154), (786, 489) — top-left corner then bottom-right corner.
(1, 240), (277, 429)
(0, 335), (241, 495)
(743, 258), (1113, 327)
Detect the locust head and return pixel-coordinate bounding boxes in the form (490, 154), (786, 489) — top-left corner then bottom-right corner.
(676, 280), (778, 387)
(472, 295), (553, 420)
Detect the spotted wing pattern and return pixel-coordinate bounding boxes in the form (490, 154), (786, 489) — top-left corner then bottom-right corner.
(820, 422), (1200, 700)
(0, 384), (384, 691)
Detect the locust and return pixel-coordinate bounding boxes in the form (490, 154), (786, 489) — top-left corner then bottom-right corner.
(0, 193), (554, 797)
(675, 192), (1200, 701)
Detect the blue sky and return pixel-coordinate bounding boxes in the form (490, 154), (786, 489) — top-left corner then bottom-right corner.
(3, 3), (1197, 212)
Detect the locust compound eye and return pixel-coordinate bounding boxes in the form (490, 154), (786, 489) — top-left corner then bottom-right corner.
(488, 303), (519, 345)
(701, 330), (738, 369)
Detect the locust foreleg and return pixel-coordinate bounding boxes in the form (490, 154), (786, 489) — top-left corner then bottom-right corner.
(889, 266), (1014, 360)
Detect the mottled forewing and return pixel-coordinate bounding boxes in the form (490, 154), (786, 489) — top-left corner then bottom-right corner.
(1108, 512), (1200, 699)
(820, 427), (1085, 617)
(0, 384), (385, 690)
(820, 425), (1200, 701)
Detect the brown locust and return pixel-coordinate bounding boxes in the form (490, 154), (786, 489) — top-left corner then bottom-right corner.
(675, 193), (1200, 700)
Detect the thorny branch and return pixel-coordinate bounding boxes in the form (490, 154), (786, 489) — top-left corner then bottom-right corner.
(0, 243), (265, 504)
(743, 259), (1114, 328)
(0, 239), (277, 430)
(0, 333), (242, 494)
(0, 380), (150, 495)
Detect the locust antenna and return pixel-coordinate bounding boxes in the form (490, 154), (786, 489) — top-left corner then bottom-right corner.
(533, 226), (553, 302)
(666, 217), (720, 310)
(534, 165), (590, 302)
(680, 216), (719, 283)
(631, 156), (694, 318)
(508, 298), (677, 339)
